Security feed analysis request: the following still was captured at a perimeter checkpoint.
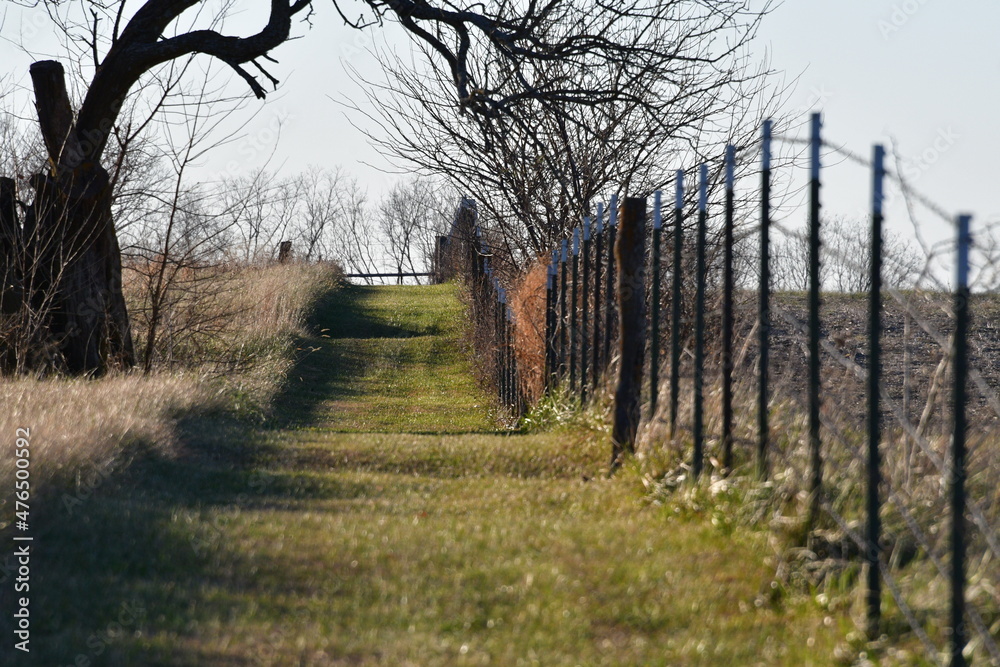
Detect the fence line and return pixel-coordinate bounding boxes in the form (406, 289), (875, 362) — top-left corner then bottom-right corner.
(450, 112), (996, 664)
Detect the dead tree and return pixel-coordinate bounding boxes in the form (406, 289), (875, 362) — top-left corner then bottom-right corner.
(4, 1), (316, 374)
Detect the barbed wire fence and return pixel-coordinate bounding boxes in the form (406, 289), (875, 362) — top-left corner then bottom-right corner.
(452, 111), (999, 664)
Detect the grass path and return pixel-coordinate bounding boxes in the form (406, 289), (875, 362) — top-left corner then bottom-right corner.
(7, 283), (850, 666)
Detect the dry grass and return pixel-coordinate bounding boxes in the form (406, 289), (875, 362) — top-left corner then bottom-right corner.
(0, 261), (338, 503)
(209, 262), (339, 407)
(634, 292), (1000, 661)
(0, 374), (214, 496)
(510, 259), (549, 405)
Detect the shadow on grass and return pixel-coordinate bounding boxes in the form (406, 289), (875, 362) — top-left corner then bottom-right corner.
(0, 282), (497, 665)
(268, 283), (436, 428)
(0, 404), (404, 665)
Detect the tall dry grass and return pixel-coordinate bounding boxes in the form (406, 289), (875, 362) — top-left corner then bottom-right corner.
(0, 261), (337, 502)
(635, 297), (1000, 656)
(0, 375), (215, 497)
(509, 260), (548, 405)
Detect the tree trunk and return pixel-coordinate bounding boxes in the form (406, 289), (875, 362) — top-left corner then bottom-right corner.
(14, 60), (135, 375)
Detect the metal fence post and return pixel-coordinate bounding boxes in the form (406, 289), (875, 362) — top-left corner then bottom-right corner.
(722, 146), (735, 473)
(866, 145), (886, 639)
(506, 301), (516, 414)
(593, 203), (604, 395)
(494, 279), (502, 406)
(542, 261), (553, 391)
(650, 190), (662, 419)
(582, 216), (592, 403)
(546, 250), (558, 390)
(693, 164), (708, 480)
(604, 195), (618, 374)
(503, 288), (511, 410)
(570, 227), (580, 393)
(669, 171), (684, 439)
(559, 238), (568, 382)
(807, 111), (823, 528)
(950, 213), (972, 667)
(498, 283), (506, 409)
(758, 121), (772, 479)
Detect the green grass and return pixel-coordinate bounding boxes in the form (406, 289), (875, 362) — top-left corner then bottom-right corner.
(2, 282), (862, 665)
(274, 284), (494, 433)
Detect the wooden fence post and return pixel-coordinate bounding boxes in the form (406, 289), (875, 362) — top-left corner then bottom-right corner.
(278, 240), (292, 264)
(611, 197), (647, 471)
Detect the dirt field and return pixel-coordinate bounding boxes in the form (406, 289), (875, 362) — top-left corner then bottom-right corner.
(720, 290), (1000, 435)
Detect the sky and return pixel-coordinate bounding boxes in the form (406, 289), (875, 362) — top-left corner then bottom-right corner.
(755, 0), (1000, 285)
(1, 0), (997, 283)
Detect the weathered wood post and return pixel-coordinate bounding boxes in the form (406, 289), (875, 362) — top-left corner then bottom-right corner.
(610, 197), (647, 471)
(278, 240), (292, 264)
(433, 235), (449, 283)
(0, 177), (19, 307)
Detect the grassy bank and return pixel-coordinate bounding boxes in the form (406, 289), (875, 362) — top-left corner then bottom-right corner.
(0, 263), (336, 505)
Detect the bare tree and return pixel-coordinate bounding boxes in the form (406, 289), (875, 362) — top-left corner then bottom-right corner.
(354, 1), (777, 268)
(825, 216), (922, 292)
(771, 228), (811, 292)
(771, 217), (923, 293)
(294, 165), (343, 262)
(218, 169), (300, 264)
(0, 0), (317, 373)
(128, 66), (253, 372)
(3, 0), (776, 373)
(330, 182), (378, 279)
(376, 176), (453, 283)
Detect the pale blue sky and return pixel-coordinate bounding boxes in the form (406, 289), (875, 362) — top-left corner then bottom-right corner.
(1, 1), (997, 281)
(756, 1), (1000, 282)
